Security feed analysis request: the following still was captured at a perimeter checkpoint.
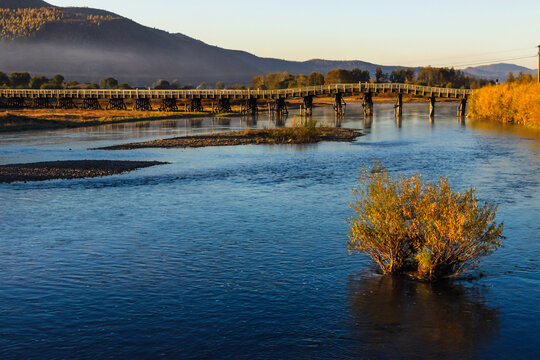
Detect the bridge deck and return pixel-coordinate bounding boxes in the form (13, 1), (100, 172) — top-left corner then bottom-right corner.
(0, 83), (473, 100)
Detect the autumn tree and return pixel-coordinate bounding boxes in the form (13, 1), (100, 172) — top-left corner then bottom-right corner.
(9, 72), (31, 88)
(325, 68), (352, 84)
(375, 67), (388, 83)
(389, 67), (415, 83)
(52, 74), (64, 86)
(29, 75), (48, 89)
(351, 67), (370, 82)
(251, 75), (265, 89)
(100, 77), (119, 89)
(307, 72), (325, 86)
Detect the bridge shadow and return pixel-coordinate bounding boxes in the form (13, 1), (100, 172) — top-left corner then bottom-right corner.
(346, 272), (499, 359)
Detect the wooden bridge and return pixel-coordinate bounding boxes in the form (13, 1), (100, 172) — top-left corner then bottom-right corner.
(0, 83), (474, 117)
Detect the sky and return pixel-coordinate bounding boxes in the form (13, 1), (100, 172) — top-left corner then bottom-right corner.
(48, 0), (540, 69)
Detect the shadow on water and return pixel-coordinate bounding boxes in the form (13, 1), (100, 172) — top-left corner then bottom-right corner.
(347, 272), (499, 359)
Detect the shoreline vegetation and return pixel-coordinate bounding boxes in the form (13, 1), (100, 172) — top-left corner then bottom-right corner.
(0, 160), (168, 183)
(96, 127), (363, 150)
(469, 81), (540, 129)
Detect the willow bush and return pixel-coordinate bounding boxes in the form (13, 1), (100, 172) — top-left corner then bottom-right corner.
(468, 82), (540, 129)
(348, 162), (504, 281)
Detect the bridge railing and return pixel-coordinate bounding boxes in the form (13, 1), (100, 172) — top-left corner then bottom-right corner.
(0, 83), (474, 99)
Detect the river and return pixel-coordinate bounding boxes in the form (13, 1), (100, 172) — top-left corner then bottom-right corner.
(0, 103), (539, 359)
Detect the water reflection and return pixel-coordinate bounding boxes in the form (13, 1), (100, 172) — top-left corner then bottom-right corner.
(348, 273), (499, 359)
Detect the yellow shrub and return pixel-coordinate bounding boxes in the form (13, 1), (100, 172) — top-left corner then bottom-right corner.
(348, 162), (504, 281)
(469, 82), (540, 129)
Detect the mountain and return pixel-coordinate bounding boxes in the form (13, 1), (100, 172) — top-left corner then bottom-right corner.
(0, 0), (50, 8)
(463, 63), (536, 81)
(1, 1), (532, 85)
(0, 0), (406, 85)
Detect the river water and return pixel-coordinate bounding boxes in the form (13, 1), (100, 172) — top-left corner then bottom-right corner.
(0, 103), (539, 359)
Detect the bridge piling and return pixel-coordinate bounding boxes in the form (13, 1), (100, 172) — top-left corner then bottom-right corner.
(134, 98), (151, 111)
(303, 95), (313, 116)
(57, 98), (77, 109)
(334, 93), (346, 117)
(215, 98), (232, 113)
(275, 98), (288, 118)
(458, 98), (467, 118)
(81, 98), (102, 110)
(363, 93), (373, 117)
(189, 98), (203, 112)
(429, 96), (436, 118)
(242, 98), (258, 116)
(394, 94), (403, 117)
(32, 98), (53, 109)
(159, 98), (178, 112)
(4, 97), (24, 109)
(106, 98), (127, 111)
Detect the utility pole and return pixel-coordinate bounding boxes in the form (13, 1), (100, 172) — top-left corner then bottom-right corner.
(538, 45), (540, 83)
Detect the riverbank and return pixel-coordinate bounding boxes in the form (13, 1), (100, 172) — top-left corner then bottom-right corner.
(0, 160), (167, 183)
(0, 109), (236, 133)
(468, 82), (540, 129)
(96, 127), (362, 150)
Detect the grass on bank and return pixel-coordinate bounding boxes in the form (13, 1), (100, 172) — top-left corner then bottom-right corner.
(0, 109), (235, 132)
(247, 119), (322, 143)
(348, 162), (504, 282)
(469, 82), (540, 129)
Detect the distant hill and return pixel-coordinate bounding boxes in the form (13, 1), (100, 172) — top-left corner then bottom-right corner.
(463, 63), (536, 81)
(0, 0), (406, 85)
(0, 0), (533, 86)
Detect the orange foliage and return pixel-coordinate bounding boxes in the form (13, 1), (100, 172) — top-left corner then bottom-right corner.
(0, 8), (119, 40)
(469, 82), (540, 129)
(348, 162), (504, 281)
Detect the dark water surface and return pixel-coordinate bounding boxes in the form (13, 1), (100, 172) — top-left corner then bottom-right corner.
(1, 104), (539, 359)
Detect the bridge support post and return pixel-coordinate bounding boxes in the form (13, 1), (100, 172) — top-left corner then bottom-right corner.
(275, 98), (288, 118)
(32, 98), (54, 109)
(57, 97), (77, 109)
(303, 95), (313, 116)
(106, 98), (127, 111)
(3, 97), (26, 109)
(429, 96), (436, 118)
(215, 98), (232, 113)
(159, 98), (178, 112)
(243, 98), (258, 116)
(334, 93), (346, 118)
(134, 98), (151, 111)
(81, 98), (102, 110)
(363, 92), (373, 117)
(394, 93), (403, 117)
(458, 98), (467, 118)
(189, 98), (203, 112)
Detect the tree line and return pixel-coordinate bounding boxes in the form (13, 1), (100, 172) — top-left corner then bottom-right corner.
(252, 66), (494, 90)
(0, 72), (133, 90)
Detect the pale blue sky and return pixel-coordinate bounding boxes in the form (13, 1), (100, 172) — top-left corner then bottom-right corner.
(48, 0), (539, 69)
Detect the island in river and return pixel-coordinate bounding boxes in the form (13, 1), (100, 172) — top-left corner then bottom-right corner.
(0, 160), (167, 183)
(95, 127), (363, 150)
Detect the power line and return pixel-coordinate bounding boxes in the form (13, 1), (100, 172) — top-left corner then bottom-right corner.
(450, 55), (537, 68)
(404, 46), (536, 65)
